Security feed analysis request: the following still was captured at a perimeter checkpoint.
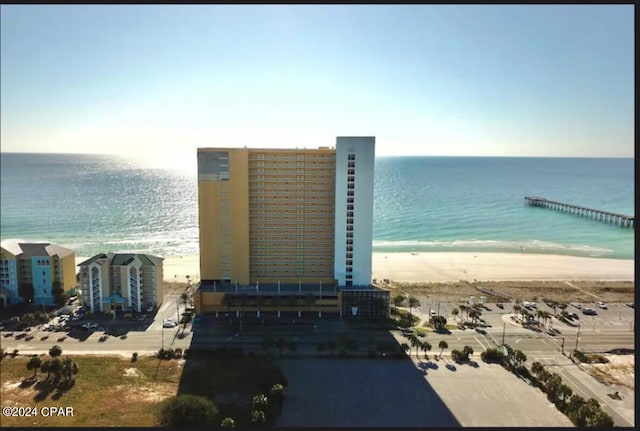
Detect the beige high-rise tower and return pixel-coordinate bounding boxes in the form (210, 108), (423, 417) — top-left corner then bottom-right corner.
(197, 137), (375, 287)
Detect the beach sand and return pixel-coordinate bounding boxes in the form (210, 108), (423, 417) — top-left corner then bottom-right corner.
(371, 252), (634, 283)
(76, 252), (633, 284)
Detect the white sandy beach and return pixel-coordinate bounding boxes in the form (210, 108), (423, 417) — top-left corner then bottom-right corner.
(138, 252), (635, 283)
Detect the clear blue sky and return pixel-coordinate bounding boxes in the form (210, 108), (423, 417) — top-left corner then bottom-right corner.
(0, 5), (634, 164)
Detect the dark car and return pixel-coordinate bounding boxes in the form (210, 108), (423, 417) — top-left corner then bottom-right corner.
(496, 303), (504, 309)
(582, 308), (597, 315)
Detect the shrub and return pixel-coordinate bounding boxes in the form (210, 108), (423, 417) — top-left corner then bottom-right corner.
(157, 348), (175, 360)
(250, 410), (266, 424)
(174, 348), (183, 359)
(156, 395), (217, 427)
(221, 417), (235, 427)
(13, 349), (19, 357)
(131, 352), (138, 362)
(480, 348), (505, 363)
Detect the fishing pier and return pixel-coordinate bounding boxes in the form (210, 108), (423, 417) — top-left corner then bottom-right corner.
(524, 196), (634, 229)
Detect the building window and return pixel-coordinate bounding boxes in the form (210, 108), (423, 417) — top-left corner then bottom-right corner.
(346, 239), (353, 245)
(348, 169), (355, 175)
(346, 266), (353, 272)
(348, 175), (355, 182)
(347, 218), (353, 225)
(346, 246), (353, 252)
(347, 211), (353, 218)
(348, 154), (355, 161)
(347, 232), (353, 238)
(348, 161), (355, 168)
(347, 191), (354, 197)
(347, 204), (354, 211)
(346, 253), (353, 259)
(347, 183), (354, 190)
(347, 198), (354, 204)
(347, 226), (353, 231)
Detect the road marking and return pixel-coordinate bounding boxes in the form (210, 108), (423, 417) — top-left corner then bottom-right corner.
(474, 336), (487, 350)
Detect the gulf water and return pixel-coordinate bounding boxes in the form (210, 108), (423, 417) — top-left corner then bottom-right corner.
(0, 153), (634, 259)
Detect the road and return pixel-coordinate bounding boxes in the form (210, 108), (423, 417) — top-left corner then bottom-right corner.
(1, 298), (634, 426)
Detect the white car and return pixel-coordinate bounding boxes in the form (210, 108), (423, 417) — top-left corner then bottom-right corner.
(82, 323), (98, 330)
(163, 319), (177, 328)
(430, 310), (437, 316)
(596, 302), (607, 309)
(570, 302), (581, 309)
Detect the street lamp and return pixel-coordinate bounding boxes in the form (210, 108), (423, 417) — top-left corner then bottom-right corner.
(574, 321), (581, 354)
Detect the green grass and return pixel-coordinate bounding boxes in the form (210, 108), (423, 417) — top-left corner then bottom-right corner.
(0, 354), (183, 427)
(0, 351), (287, 427)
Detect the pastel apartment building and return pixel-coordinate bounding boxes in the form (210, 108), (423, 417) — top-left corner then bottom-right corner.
(77, 253), (164, 313)
(0, 240), (76, 308)
(195, 136), (389, 319)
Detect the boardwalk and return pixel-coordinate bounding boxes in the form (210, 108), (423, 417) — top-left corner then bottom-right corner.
(524, 197), (634, 228)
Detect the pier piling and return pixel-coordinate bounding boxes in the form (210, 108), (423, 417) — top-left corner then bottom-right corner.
(524, 196), (634, 229)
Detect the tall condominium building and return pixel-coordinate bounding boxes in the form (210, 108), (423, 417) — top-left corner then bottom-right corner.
(0, 240), (76, 308)
(196, 137), (388, 319)
(198, 137), (375, 286)
(77, 253), (164, 313)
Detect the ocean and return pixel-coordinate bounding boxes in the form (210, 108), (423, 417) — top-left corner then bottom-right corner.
(0, 153), (634, 260)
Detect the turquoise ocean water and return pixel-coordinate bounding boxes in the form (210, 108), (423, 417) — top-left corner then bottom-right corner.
(0, 153), (634, 260)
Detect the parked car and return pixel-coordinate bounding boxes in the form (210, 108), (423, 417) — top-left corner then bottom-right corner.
(582, 307), (597, 316)
(163, 319), (177, 328)
(570, 302), (581, 309)
(496, 303), (504, 309)
(596, 301), (607, 309)
(430, 310), (436, 317)
(82, 323), (98, 330)
(568, 312), (579, 320)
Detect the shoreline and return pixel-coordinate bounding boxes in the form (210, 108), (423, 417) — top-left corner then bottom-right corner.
(73, 252), (633, 284)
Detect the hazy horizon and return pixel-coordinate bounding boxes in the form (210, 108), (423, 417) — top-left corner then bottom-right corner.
(1, 5), (634, 162)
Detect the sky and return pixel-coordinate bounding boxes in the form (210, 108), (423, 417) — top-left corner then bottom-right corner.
(0, 5), (634, 164)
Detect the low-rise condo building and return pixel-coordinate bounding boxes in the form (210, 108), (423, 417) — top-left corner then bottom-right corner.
(195, 136), (389, 319)
(0, 240), (76, 308)
(77, 253), (164, 313)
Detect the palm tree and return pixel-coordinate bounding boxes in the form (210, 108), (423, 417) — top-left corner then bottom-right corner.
(468, 309), (480, 325)
(26, 355), (42, 378)
(49, 345), (62, 358)
(438, 340), (448, 359)
(451, 308), (459, 321)
(514, 350), (527, 368)
(61, 356), (79, 382)
(421, 341), (432, 361)
(392, 294), (404, 307)
(41, 360), (51, 380)
(48, 357), (62, 381)
(458, 305), (468, 322)
(180, 293), (189, 314)
(513, 304), (522, 320)
(409, 334), (420, 359)
(558, 383), (573, 406)
(408, 297), (420, 322)
(531, 361), (544, 376)
(462, 345), (474, 361)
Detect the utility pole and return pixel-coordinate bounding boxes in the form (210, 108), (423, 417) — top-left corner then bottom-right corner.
(574, 321), (581, 353)
(161, 324), (165, 350)
(501, 322), (506, 346)
(561, 337), (565, 355)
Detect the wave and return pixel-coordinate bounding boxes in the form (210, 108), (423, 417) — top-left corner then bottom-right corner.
(372, 239), (618, 258)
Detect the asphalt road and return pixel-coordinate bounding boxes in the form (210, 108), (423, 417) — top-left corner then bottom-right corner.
(1, 299), (634, 426)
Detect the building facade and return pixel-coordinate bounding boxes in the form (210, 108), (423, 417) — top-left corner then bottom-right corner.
(0, 240), (76, 307)
(196, 137), (389, 318)
(77, 253), (164, 313)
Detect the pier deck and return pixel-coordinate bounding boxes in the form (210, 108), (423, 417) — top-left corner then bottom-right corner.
(524, 196), (634, 229)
